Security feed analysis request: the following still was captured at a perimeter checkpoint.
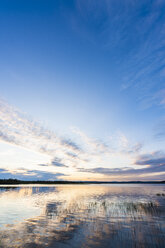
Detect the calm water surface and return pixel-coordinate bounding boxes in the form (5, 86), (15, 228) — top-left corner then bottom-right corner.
(0, 184), (165, 248)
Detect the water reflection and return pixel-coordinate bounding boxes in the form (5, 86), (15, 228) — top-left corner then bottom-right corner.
(0, 184), (165, 247)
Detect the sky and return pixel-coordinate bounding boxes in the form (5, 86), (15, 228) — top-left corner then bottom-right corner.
(0, 0), (165, 181)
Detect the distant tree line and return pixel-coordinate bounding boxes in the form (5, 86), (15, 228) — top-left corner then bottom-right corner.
(0, 178), (164, 185)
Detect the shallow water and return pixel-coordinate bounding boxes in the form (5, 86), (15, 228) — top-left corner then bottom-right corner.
(0, 184), (165, 248)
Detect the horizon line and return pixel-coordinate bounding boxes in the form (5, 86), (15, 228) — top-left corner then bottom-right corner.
(0, 179), (164, 184)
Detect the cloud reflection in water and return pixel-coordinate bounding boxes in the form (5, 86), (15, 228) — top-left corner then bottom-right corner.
(0, 184), (165, 248)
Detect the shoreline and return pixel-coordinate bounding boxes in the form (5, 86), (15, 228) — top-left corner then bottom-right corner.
(0, 179), (164, 185)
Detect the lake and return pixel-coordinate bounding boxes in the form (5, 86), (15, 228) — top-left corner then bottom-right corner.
(0, 184), (165, 248)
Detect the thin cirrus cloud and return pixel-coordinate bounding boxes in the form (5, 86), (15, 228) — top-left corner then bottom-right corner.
(154, 120), (165, 140)
(71, 0), (165, 109)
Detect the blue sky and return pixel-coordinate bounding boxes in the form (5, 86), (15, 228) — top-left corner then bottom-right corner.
(0, 0), (165, 181)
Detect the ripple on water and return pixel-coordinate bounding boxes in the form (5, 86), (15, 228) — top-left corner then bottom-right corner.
(0, 184), (164, 248)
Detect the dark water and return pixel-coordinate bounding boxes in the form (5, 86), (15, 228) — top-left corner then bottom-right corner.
(0, 184), (165, 248)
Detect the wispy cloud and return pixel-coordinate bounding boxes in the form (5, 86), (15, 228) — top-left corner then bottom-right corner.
(39, 157), (68, 168)
(61, 139), (81, 152)
(0, 99), (164, 180)
(51, 157), (68, 168)
(70, 0), (165, 109)
(153, 119), (165, 140)
(78, 151), (165, 179)
(71, 127), (110, 154)
(0, 99), (82, 169)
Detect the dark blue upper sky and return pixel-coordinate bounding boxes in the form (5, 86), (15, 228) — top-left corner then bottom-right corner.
(0, 0), (165, 180)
